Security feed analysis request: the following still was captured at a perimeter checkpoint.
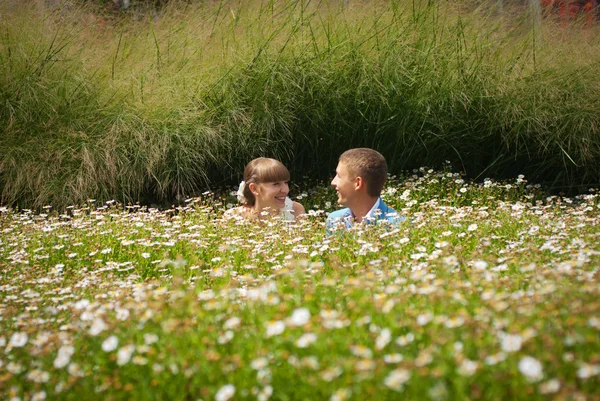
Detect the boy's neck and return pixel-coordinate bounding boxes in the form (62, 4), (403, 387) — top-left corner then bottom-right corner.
(349, 196), (379, 223)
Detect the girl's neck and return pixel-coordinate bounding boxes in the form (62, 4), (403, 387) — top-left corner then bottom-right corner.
(249, 203), (280, 220)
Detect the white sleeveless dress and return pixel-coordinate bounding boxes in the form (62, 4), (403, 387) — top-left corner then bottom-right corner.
(282, 197), (295, 221)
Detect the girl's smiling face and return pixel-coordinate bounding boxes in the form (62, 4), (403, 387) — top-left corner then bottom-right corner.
(253, 180), (290, 212)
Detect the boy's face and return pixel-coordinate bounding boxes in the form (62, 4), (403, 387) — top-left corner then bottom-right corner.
(331, 161), (357, 206)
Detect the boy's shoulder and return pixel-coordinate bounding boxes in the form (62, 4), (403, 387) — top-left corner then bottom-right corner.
(327, 208), (352, 221)
(377, 202), (405, 223)
(326, 208), (353, 232)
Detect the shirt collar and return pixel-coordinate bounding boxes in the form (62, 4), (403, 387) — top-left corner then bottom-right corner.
(349, 198), (383, 221)
(366, 197), (383, 220)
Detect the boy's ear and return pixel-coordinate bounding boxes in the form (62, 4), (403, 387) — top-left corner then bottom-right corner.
(354, 176), (365, 191)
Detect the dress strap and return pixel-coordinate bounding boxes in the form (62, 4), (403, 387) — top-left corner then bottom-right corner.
(282, 197), (295, 221)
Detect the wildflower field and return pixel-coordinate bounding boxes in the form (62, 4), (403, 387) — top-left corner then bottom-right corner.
(1, 169), (599, 401)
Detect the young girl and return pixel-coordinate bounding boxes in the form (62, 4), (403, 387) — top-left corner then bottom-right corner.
(225, 158), (305, 221)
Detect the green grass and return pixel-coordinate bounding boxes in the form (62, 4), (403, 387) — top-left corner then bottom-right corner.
(1, 0), (600, 209)
(1, 171), (599, 400)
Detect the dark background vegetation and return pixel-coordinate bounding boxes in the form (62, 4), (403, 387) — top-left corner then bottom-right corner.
(1, 0), (599, 208)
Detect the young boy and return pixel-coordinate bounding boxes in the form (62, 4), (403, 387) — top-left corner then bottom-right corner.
(327, 148), (405, 231)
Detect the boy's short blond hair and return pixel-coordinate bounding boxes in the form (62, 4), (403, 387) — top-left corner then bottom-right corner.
(339, 148), (388, 197)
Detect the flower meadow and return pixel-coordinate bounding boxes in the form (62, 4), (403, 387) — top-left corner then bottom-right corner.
(1, 169), (599, 401)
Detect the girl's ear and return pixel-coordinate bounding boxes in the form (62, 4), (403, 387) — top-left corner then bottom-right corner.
(248, 182), (259, 195)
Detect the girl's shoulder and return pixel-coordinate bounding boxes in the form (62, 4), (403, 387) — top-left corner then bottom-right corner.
(292, 200), (306, 216)
(224, 206), (254, 219)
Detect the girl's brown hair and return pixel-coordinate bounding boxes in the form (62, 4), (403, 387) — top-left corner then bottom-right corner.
(242, 158), (290, 206)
